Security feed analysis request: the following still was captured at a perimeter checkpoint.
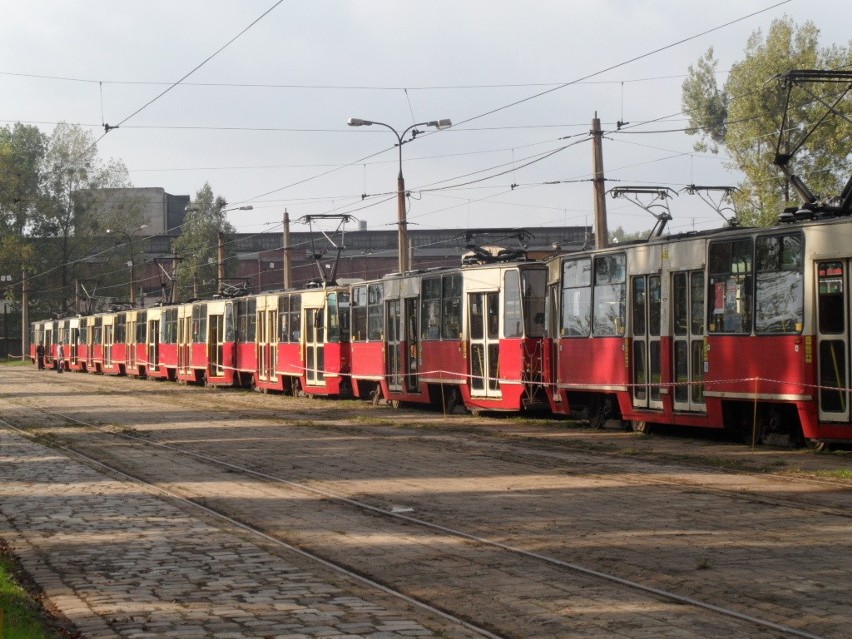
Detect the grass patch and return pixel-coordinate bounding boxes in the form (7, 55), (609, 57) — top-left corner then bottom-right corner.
(354, 416), (397, 427)
(0, 359), (31, 367)
(785, 467), (852, 481)
(0, 547), (62, 639)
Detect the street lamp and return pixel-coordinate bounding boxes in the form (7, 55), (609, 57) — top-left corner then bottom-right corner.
(347, 117), (451, 273)
(107, 224), (148, 307)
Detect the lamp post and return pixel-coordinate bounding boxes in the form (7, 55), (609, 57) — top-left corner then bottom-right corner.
(107, 224), (148, 307)
(347, 117), (451, 273)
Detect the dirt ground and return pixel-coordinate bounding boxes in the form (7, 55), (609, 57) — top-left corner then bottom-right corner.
(1, 365), (850, 639)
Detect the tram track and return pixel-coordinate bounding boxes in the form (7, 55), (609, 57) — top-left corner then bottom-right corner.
(0, 414), (504, 639)
(5, 367), (848, 517)
(0, 380), (844, 639)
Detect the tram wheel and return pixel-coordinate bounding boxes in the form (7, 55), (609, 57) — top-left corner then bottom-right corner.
(370, 386), (382, 406)
(588, 394), (616, 430)
(631, 420), (652, 434)
(441, 385), (461, 414)
(806, 439), (828, 452)
(388, 399), (401, 409)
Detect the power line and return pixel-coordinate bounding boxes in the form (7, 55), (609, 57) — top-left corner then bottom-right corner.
(0, 71), (714, 91)
(452, 0), (791, 128)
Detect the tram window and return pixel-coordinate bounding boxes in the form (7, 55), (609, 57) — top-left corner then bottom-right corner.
(367, 283), (383, 341)
(350, 287), (367, 341)
(327, 293), (340, 342)
(192, 304), (207, 342)
(673, 273), (687, 336)
(420, 278), (441, 340)
(247, 300), (257, 342)
(288, 295), (301, 341)
(278, 295), (290, 342)
(593, 254), (626, 337)
(236, 300), (256, 342)
(136, 312), (147, 343)
(755, 234), (804, 334)
(504, 271), (523, 338)
(337, 292), (350, 342)
(690, 273), (705, 335)
(561, 258), (591, 337)
(442, 275), (462, 339)
(163, 308), (178, 343)
(649, 276), (661, 337)
(708, 239), (753, 334)
(470, 295), (484, 340)
(116, 315), (126, 343)
(632, 277), (646, 336)
(237, 301), (249, 342)
(818, 262), (845, 334)
(522, 268), (546, 338)
(224, 304), (235, 342)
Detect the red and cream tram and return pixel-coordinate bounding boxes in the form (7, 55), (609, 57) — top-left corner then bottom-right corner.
(254, 285), (352, 396)
(350, 258), (548, 413)
(544, 216), (852, 448)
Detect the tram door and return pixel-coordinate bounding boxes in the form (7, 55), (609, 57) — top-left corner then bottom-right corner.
(405, 298), (419, 392)
(127, 315), (137, 371)
(816, 260), (849, 420)
(469, 292), (501, 398)
(257, 307), (278, 384)
(305, 307), (325, 386)
(208, 313), (224, 377)
(631, 275), (663, 410)
(386, 298), (402, 392)
(178, 312), (191, 375)
(70, 325), (80, 367)
(148, 318), (160, 372)
(104, 322), (114, 368)
(672, 271), (706, 413)
(88, 319), (98, 370)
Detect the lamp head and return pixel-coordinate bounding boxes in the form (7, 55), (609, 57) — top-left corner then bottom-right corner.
(429, 119), (452, 130)
(348, 118), (372, 127)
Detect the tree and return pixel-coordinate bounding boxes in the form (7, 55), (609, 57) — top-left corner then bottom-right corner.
(0, 123), (47, 237)
(172, 182), (236, 300)
(682, 17), (852, 226)
(34, 123), (132, 312)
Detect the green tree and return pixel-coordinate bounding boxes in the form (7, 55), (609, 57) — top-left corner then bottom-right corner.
(682, 17), (852, 226)
(34, 123), (131, 312)
(0, 123), (47, 237)
(172, 182), (236, 300)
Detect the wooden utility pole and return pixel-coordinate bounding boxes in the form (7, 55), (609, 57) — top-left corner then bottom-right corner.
(216, 230), (225, 295)
(282, 209), (292, 289)
(21, 270), (29, 359)
(591, 113), (609, 249)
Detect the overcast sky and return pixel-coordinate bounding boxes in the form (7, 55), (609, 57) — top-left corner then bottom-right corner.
(2, 0), (849, 237)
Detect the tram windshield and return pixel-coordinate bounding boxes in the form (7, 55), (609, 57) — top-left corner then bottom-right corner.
(522, 269), (547, 337)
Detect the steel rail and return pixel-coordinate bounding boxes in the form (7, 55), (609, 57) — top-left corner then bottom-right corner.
(5, 405), (830, 639)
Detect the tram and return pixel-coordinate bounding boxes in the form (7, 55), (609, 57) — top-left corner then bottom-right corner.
(543, 216), (852, 448)
(349, 254), (548, 413)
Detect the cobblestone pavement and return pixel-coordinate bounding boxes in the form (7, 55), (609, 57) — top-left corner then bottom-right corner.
(0, 428), (480, 639)
(1, 367), (851, 639)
